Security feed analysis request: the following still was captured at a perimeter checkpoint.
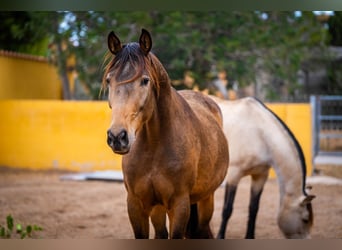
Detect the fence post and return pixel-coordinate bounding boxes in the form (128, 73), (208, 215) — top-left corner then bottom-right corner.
(310, 95), (318, 174)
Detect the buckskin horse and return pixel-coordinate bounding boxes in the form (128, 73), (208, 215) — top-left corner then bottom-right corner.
(102, 29), (229, 239)
(210, 96), (315, 239)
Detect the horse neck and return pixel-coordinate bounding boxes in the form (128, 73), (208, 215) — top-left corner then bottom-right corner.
(273, 155), (304, 206)
(267, 118), (306, 205)
(141, 57), (177, 141)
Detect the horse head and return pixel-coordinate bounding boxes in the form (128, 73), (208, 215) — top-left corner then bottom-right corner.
(277, 194), (315, 239)
(103, 29), (157, 154)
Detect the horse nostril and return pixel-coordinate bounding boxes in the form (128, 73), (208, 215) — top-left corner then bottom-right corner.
(107, 130), (114, 146)
(107, 129), (129, 153)
(118, 130), (128, 147)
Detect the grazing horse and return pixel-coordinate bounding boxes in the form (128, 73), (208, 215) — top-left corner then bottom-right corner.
(210, 96), (315, 239)
(102, 29), (229, 239)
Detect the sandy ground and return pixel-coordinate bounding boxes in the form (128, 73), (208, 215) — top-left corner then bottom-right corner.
(0, 166), (341, 239)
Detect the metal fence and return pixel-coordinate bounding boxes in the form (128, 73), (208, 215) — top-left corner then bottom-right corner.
(311, 95), (342, 170)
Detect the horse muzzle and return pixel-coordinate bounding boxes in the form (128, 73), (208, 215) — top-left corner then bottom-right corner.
(107, 129), (130, 155)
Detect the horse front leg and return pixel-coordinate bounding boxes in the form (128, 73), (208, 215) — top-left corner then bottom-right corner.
(126, 193), (150, 239)
(245, 172), (268, 239)
(217, 183), (238, 239)
(168, 196), (191, 239)
(151, 205), (168, 239)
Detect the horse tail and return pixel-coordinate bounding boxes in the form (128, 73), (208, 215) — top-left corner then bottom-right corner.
(186, 203), (199, 238)
(252, 97), (309, 196)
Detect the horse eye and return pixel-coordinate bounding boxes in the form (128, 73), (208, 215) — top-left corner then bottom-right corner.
(302, 218), (309, 224)
(106, 78), (111, 85)
(141, 77), (149, 86)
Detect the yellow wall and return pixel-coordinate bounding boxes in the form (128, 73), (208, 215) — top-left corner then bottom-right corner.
(0, 54), (62, 99)
(0, 100), (121, 172)
(267, 103), (312, 177)
(0, 101), (312, 176)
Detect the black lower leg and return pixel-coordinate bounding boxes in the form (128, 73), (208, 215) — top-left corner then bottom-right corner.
(245, 189), (263, 239)
(186, 204), (199, 238)
(217, 184), (237, 239)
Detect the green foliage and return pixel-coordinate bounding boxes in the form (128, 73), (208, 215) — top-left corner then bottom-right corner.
(328, 11), (342, 46)
(0, 12), (51, 56)
(0, 214), (43, 239)
(1, 11), (335, 101)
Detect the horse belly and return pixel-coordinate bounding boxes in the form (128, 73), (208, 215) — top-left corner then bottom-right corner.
(180, 94), (229, 203)
(190, 160), (227, 203)
(189, 128), (229, 203)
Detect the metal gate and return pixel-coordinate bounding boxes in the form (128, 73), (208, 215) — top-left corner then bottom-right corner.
(311, 95), (342, 172)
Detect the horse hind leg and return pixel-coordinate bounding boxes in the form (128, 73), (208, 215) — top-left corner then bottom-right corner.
(186, 194), (214, 239)
(245, 172), (268, 239)
(217, 183), (238, 239)
(185, 203), (199, 238)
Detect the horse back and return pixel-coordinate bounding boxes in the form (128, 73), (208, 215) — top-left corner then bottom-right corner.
(212, 96), (273, 169)
(178, 90), (224, 127)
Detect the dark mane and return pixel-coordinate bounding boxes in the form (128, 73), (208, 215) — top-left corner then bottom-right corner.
(102, 42), (170, 98)
(252, 97), (309, 196)
(103, 42), (145, 85)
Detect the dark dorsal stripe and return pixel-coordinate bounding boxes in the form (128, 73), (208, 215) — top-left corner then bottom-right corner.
(252, 97), (308, 196)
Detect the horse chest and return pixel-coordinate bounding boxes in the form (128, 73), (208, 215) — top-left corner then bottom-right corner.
(124, 170), (176, 207)
(122, 152), (196, 206)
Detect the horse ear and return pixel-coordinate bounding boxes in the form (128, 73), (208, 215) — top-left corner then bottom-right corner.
(108, 31), (122, 55)
(139, 28), (152, 55)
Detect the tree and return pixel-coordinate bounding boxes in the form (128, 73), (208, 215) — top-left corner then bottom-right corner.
(1, 11), (330, 101)
(328, 11), (342, 46)
(147, 11), (328, 100)
(49, 11), (152, 100)
(0, 12), (50, 56)
(0, 11), (73, 99)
